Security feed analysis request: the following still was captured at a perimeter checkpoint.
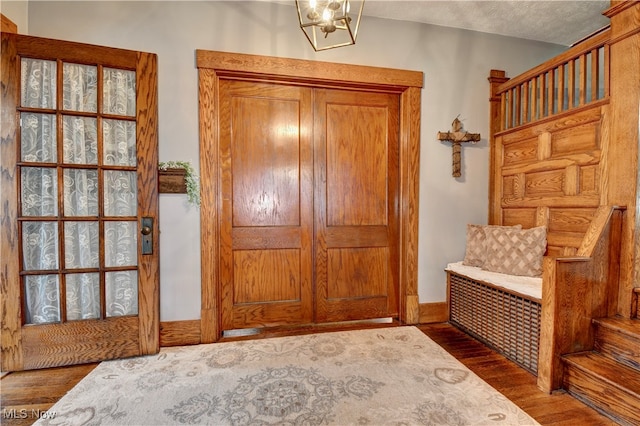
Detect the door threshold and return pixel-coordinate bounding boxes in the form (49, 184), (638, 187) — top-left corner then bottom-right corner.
(221, 317), (398, 341)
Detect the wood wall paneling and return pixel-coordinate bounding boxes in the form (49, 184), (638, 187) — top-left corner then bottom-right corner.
(487, 11), (640, 391)
(604, 1), (640, 317)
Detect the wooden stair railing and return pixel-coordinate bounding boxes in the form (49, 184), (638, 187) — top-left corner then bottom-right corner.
(537, 205), (625, 393)
(496, 28), (610, 131)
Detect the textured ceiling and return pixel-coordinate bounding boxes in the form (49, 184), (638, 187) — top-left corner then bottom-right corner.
(283, 0), (611, 46)
(362, 0), (610, 46)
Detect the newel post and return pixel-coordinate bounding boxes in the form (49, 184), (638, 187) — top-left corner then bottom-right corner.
(487, 70), (509, 225)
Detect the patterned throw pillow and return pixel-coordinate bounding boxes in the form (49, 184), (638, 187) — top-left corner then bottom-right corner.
(482, 226), (547, 277)
(463, 224), (521, 267)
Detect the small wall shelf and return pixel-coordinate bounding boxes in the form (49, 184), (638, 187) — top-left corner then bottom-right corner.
(158, 168), (187, 194)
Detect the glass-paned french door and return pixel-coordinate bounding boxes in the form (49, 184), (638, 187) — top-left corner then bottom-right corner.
(1, 33), (159, 371)
(21, 58), (138, 324)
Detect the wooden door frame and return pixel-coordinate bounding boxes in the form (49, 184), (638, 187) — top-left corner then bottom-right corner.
(197, 50), (423, 343)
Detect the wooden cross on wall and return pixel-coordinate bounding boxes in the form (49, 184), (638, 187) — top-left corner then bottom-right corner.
(437, 117), (481, 178)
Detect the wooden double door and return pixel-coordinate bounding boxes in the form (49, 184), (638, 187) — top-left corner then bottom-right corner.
(216, 79), (400, 332)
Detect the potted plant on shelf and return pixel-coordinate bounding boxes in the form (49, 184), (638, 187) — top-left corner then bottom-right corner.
(158, 160), (200, 207)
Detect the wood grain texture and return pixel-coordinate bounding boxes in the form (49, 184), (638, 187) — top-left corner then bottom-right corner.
(0, 362), (99, 426)
(488, 70), (509, 224)
(504, 136), (539, 165)
(196, 50), (423, 90)
(14, 33), (137, 69)
(537, 256), (563, 393)
(420, 323), (616, 426)
(326, 103), (388, 226)
(536, 206), (551, 228)
(489, 127), (504, 224)
(593, 317), (640, 370)
(230, 94), (301, 227)
(577, 206), (620, 257)
(314, 88), (399, 323)
(398, 86), (421, 324)
(158, 168), (187, 193)
(197, 51), (421, 335)
(498, 103), (605, 143)
(537, 208), (623, 393)
(562, 351), (640, 425)
(606, 1), (640, 319)
(503, 208), (537, 228)
(327, 248), (388, 299)
(219, 80), (314, 330)
(233, 249), (301, 303)
(159, 320), (201, 347)
(135, 51), (160, 356)
(597, 104), (611, 210)
(0, 32), (23, 372)
(494, 103), (607, 259)
(21, 318), (140, 370)
(498, 30), (610, 95)
(1, 14), (18, 33)
(1, 34), (159, 371)
(418, 302), (448, 324)
(198, 68), (220, 344)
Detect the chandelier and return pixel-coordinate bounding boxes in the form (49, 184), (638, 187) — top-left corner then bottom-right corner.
(295, 0), (365, 51)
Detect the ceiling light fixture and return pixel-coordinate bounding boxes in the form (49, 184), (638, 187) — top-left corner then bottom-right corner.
(295, 0), (364, 51)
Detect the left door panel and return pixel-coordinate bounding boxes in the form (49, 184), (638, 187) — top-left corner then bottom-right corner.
(1, 33), (159, 371)
(218, 80), (314, 331)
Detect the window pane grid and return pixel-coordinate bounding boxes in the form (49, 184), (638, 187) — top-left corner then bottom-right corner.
(18, 57), (138, 325)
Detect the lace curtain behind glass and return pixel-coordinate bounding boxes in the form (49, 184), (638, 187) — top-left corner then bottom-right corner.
(21, 59), (138, 324)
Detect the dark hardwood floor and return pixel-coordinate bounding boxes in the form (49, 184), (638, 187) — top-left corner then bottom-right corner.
(1, 362), (98, 426)
(1, 322), (617, 425)
(418, 323), (617, 426)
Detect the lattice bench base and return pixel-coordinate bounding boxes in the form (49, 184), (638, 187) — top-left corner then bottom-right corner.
(448, 271), (541, 374)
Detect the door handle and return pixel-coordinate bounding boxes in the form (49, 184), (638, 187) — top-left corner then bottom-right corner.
(141, 217), (154, 255)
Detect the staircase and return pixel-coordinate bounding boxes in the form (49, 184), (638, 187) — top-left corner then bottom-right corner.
(562, 317), (640, 426)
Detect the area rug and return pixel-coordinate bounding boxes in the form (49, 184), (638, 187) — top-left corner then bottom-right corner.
(35, 326), (539, 425)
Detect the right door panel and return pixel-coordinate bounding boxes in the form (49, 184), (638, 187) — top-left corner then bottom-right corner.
(314, 89), (400, 323)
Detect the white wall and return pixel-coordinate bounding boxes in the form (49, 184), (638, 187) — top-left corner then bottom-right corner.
(1, 0), (28, 32)
(19, 1), (565, 321)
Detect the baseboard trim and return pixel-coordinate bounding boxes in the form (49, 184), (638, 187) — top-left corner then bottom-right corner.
(160, 320), (201, 347)
(160, 306), (450, 347)
(418, 302), (448, 324)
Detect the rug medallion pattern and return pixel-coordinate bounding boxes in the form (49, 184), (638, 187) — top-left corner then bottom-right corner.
(35, 326), (538, 425)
